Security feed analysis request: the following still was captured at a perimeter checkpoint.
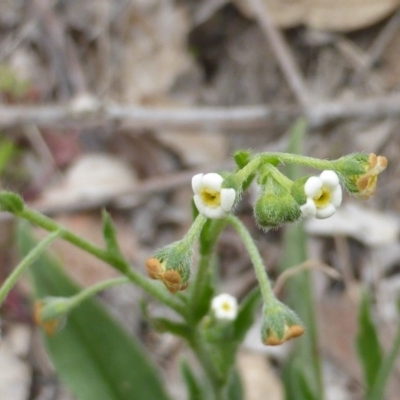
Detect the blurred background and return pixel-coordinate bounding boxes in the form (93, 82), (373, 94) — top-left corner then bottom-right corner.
(0, 0), (399, 399)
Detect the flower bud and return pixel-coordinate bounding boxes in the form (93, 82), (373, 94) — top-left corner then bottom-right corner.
(254, 192), (301, 228)
(261, 299), (304, 346)
(335, 153), (387, 199)
(145, 245), (191, 294)
(0, 191), (24, 214)
(34, 298), (68, 335)
(254, 171), (301, 228)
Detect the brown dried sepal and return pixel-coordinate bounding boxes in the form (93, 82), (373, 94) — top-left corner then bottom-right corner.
(264, 324), (305, 346)
(356, 153), (388, 199)
(146, 257), (165, 280)
(33, 301), (63, 336)
(145, 258), (188, 294)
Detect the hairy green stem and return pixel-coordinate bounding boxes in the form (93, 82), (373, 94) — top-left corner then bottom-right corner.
(227, 215), (275, 304)
(68, 277), (130, 309)
(263, 152), (339, 171)
(17, 206), (186, 316)
(0, 230), (62, 306)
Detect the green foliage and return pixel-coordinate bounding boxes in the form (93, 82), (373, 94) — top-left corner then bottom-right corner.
(181, 360), (206, 400)
(356, 293), (400, 400)
(226, 368), (244, 400)
(18, 223), (170, 400)
(233, 150), (256, 191)
(232, 287), (261, 342)
(0, 138), (17, 177)
(102, 210), (122, 257)
(356, 291), (383, 394)
(280, 120), (324, 400)
(0, 191), (25, 213)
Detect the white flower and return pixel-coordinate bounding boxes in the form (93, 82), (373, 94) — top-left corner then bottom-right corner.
(211, 293), (238, 320)
(192, 173), (236, 219)
(300, 170), (342, 219)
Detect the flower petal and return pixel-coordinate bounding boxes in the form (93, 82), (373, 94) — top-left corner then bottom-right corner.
(320, 170), (340, 189)
(193, 195), (206, 215)
(304, 176), (322, 197)
(330, 185), (342, 208)
(211, 293), (238, 320)
(204, 206), (226, 219)
(220, 188), (236, 212)
(201, 173), (223, 191)
(191, 173), (203, 194)
(300, 199), (317, 217)
(316, 204), (336, 219)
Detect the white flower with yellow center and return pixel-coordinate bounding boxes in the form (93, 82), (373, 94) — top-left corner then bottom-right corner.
(192, 173), (236, 219)
(211, 293), (238, 320)
(300, 170), (342, 219)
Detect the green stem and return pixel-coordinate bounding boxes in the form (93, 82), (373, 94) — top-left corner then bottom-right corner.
(16, 206), (186, 316)
(234, 156), (262, 183)
(0, 230), (62, 306)
(190, 332), (226, 400)
(227, 215), (275, 304)
(184, 214), (208, 244)
(263, 152), (339, 171)
(68, 277), (130, 309)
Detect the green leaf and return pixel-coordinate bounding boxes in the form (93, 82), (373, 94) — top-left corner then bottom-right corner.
(368, 320), (400, 400)
(0, 138), (16, 176)
(281, 119), (324, 400)
(181, 359), (206, 400)
(0, 190), (24, 213)
(233, 150), (257, 192)
(232, 287), (261, 342)
(190, 269), (214, 324)
(234, 150), (252, 169)
(226, 368), (244, 400)
(18, 222), (170, 400)
(102, 210), (121, 256)
(151, 317), (192, 339)
(283, 360), (318, 400)
(356, 291), (383, 394)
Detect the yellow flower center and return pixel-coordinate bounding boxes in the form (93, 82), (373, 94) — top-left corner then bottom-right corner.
(201, 188), (221, 208)
(221, 301), (232, 312)
(313, 187), (331, 208)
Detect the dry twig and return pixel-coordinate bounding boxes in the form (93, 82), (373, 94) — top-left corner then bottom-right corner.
(247, 0), (313, 107)
(2, 92), (400, 130)
(273, 260), (341, 296)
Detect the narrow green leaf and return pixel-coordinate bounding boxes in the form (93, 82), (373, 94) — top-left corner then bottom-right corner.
(0, 138), (16, 176)
(151, 317), (192, 339)
(368, 321), (400, 400)
(356, 291), (383, 395)
(18, 222), (170, 400)
(181, 359), (206, 400)
(281, 120), (324, 400)
(233, 150), (252, 169)
(226, 368), (244, 400)
(232, 287), (261, 342)
(190, 270), (214, 324)
(102, 210), (121, 256)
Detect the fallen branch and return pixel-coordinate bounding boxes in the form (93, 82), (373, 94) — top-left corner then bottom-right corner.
(1, 92), (400, 131)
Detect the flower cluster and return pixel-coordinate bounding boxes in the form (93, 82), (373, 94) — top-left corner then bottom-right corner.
(144, 151), (387, 347)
